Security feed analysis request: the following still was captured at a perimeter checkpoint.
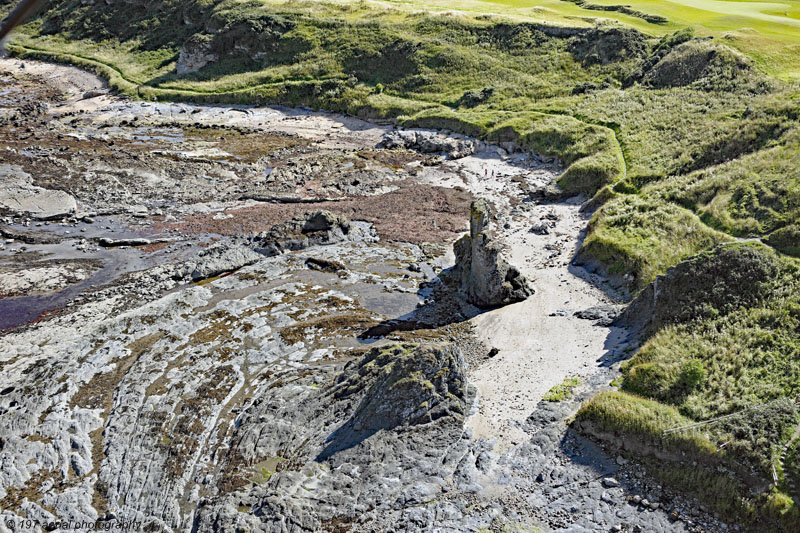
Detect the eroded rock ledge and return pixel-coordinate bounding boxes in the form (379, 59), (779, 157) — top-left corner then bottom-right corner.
(194, 342), (473, 532)
(248, 210), (377, 257)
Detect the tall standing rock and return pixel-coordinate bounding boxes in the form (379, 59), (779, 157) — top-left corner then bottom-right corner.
(453, 199), (533, 308)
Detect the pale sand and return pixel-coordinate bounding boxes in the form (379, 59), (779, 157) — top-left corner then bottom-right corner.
(440, 155), (623, 452)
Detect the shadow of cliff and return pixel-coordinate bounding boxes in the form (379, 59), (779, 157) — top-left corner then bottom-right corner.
(358, 269), (483, 341)
(315, 421), (378, 462)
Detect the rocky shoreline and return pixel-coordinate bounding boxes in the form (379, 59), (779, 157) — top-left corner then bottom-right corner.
(0, 58), (736, 532)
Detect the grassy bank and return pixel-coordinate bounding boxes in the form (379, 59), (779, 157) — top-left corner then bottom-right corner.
(575, 244), (800, 530)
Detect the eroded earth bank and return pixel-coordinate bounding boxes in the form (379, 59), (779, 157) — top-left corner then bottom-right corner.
(0, 59), (732, 532)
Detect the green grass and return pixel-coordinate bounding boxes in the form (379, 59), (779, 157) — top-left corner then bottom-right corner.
(620, 252), (799, 420)
(577, 247), (800, 528)
(249, 456), (286, 484)
(577, 195), (731, 289)
(575, 391), (718, 455)
(543, 377), (581, 401)
(649, 120), (800, 238)
(575, 391), (800, 531)
(786, 436), (800, 495)
(8, 0), (797, 287)
(371, 0), (800, 79)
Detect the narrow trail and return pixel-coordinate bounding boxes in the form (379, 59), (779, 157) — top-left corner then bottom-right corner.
(415, 152), (626, 452)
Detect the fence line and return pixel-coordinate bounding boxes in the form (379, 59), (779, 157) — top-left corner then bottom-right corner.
(663, 395), (800, 436)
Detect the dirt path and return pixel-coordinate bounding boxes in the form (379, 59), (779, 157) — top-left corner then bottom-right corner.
(422, 155), (625, 451)
(468, 203), (623, 451)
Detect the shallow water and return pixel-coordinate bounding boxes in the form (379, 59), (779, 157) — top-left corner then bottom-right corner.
(0, 217), (210, 331)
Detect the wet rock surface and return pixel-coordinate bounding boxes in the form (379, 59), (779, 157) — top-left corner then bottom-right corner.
(0, 59), (730, 532)
(0, 165), (77, 220)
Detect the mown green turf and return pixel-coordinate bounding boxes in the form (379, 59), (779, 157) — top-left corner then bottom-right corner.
(376, 0), (800, 79)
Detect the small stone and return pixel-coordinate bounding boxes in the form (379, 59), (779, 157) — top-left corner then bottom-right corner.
(602, 477), (620, 488)
(530, 222), (550, 235)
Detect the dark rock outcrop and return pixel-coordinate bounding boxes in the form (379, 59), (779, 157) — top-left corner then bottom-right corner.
(574, 304), (625, 326)
(249, 210), (377, 256)
(337, 342), (467, 435)
(168, 212), (375, 282)
(380, 129), (476, 159)
(194, 342), (472, 532)
(453, 199), (534, 308)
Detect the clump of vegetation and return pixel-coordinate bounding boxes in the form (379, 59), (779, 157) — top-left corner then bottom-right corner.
(576, 391), (800, 530)
(633, 243), (782, 331)
(569, 25), (648, 66)
(642, 39), (760, 91)
(767, 225), (800, 257)
(578, 248), (800, 528)
(456, 87), (494, 108)
(249, 456), (286, 484)
(575, 391), (717, 456)
(621, 264), (800, 419)
(576, 195), (730, 289)
(543, 377), (581, 402)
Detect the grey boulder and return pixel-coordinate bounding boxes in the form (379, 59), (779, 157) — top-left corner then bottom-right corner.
(249, 210), (377, 256)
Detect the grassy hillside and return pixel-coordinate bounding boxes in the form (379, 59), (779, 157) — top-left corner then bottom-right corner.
(373, 0), (800, 80)
(577, 243), (800, 530)
(3, 0), (800, 529)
